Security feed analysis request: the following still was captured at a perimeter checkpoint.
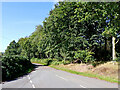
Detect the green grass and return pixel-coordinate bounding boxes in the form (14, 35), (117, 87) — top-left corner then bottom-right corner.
(50, 65), (119, 84)
(31, 59), (119, 84)
(31, 58), (51, 66)
(31, 61), (46, 65)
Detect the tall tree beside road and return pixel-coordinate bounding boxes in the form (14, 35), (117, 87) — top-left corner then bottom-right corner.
(4, 2), (120, 65)
(5, 40), (20, 55)
(101, 2), (120, 60)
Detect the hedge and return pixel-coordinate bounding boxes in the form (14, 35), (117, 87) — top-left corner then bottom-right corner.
(1, 55), (33, 81)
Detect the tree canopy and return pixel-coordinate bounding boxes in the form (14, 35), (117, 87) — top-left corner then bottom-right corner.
(4, 2), (120, 64)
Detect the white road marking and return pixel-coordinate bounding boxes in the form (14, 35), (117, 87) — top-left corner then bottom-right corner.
(30, 80), (32, 83)
(32, 84), (35, 88)
(80, 85), (86, 88)
(56, 75), (68, 81)
(28, 75), (36, 88)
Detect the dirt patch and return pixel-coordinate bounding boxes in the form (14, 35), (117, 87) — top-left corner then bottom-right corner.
(92, 62), (118, 79)
(57, 63), (94, 72)
(56, 61), (118, 79)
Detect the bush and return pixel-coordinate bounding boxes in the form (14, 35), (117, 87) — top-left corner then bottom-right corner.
(74, 50), (95, 63)
(31, 58), (70, 65)
(1, 55), (33, 81)
(114, 57), (120, 61)
(34, 58), (53, 66)
(62, 60), (71, 65)
(32, 58), (63, 65)
(51, 61), (63, 65)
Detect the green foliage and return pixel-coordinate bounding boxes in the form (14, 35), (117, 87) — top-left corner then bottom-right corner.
(62, 60), (71, 65)
(17, 2), (119, 62)
(74, 50), (95, 63)
(5, 40), (20, 55)
(1, 55), (33, 81)
(31, 58), (54, 66)
(113, 57), (120, 61)
(23, 39), (32, 60)
(51, 61), (63, 65)
(0, 52), (4, 58)
(31, 58), (69, 65)
(5, 2), (120, 68)
(42, 58), (53, 66)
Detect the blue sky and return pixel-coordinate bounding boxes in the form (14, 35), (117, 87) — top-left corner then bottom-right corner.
(1, 2), (56, 52)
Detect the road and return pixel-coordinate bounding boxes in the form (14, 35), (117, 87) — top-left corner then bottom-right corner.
(2, 63), (118, 88)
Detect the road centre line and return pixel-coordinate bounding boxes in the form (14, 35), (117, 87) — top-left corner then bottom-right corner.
(32, 84), (35, 88)
(30, 80), (32, 83)
(56, 75), (68, 81)
(28, 75), (36, 88)
(80, 85), (86, 88)
(56, 75), (87, 88)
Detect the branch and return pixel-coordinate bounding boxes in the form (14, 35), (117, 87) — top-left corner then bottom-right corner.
(115, 39), (119, 44)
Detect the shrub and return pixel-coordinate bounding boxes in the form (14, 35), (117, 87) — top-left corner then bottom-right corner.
(51, 61), (63, 65)
(1, 55), (33, 81)
(62, 60), (71, 65)
(74, 50), (95, 63)
(36, 58), (53, 66)
(114, 57), (120, 61)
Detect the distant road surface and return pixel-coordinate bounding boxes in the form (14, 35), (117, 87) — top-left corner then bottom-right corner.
(2, 63), (118, 88)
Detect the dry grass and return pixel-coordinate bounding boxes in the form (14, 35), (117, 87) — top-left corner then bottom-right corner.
(57, 63), (94, 72)
(56, 61), (118, 80)
(92, 61), (118, 79)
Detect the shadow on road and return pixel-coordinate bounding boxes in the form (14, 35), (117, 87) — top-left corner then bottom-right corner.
(2, 64), (46, 83)
(33, 63), (47, 67)
(32, 63), (48, 71)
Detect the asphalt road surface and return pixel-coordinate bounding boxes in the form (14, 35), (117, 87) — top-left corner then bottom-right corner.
(2, 63), (118, 88)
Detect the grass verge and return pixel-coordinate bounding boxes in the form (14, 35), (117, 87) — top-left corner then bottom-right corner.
(32, 61), (46, 65)
(50, 65), (119, 84)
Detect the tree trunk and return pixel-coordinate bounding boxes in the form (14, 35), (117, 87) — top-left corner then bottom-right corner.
(33, 52), (36, 58)
(39, 53), (40, 58)
(105, 37), (107, 61)
(112, 36), (116, 60)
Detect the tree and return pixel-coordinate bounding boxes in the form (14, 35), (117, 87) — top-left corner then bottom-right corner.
(101, 2), (120, 60)
(22, 39), (32, 60)
(5, 40), (20, 55)
(9, 2), (119, 64)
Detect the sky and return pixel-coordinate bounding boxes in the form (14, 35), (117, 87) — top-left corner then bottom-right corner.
(1, 2), (56, 52)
